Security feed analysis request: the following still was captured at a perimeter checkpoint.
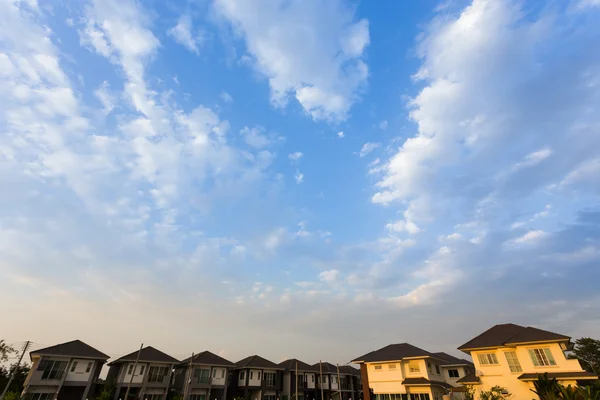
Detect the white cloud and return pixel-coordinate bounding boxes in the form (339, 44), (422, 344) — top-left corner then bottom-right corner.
(319, 269), (340, 284)
(220, 91), (233, 103)
(295, 170), (304, 184)
(240, 126), (271, 148)
(386, 219), (421, 235)
(214, 0), (369, 122)
(94, 81), (115, 115)
(337, 131), (345, 138)
(358, 142), (380, 157)
(512, 147), (552, 171)
(507, 230), (548, 246)
(379, 120), (388, 130)
(167, 14), (204, 55)
(288, 152), (303, 161)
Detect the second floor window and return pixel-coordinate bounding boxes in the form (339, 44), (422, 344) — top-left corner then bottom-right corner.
(257, 372), (261, 380)
(264, 372), (275, 386)
(37, 360), (68, 380)
(322, 375), (327, 383)
(70, 362), (78, 372)
(388, 364), (396, 370)
(311, 374), (315, 382)
(529, 348), (556, 367)
(448, 369), (459, 378)
(374, 366), (382, 371)
(434, 365), (440, 374)
(426, 363), (432, 372)
(477, 353), (499, 366)
(148, 366), (168, 383)
(139, 365), (145, 375)
(409, 362), (420, 373)
(86, 362), (92, 373)
(221, 369), (225, 378)
(504, 351), (523, 372)
(127, 365), (134, 375)
(213, 369), (216, 378)
(240, 371), (245, 380)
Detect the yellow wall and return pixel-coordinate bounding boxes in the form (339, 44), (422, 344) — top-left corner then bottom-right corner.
(366, 358), (446, 395)
(470, 342), (588, 399)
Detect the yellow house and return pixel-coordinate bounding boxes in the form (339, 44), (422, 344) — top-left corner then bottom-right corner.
(456, 323), (598, 399)
(352, 343), (462, 400)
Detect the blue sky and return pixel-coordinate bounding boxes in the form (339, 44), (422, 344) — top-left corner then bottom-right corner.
(1, 0), (600, 363)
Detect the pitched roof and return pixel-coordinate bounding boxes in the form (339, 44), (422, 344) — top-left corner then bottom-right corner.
(235, 355), (281, 370)
(517, 372), (598, 381)
(316, 362), (339, 374)
(339, 365), (361, 376)
(278, 359), (318, 372)
(456, 374), (480, 384)
(351, 343), (433, 363)
(179, 351), (235, 367)
(402, 378), (452, 389)
(30, 340), (109, 360)
(432, 352), (474, 366)
(458, 323), (571, 351)
(108, 346), (179, 365)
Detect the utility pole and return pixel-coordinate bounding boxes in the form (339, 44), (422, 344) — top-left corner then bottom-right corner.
(0, 341), (31, 400)
(319, 361), (324, 400)
(336, 365), (341, 400)
(124, 344), (143, 400)
(183, 353), (194, 400)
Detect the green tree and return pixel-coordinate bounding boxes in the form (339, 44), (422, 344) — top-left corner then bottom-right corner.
(0, 341), (17, 363)
(462, 385), (475, 400)
(532, 373), (562, 400)
(0, 364), (30, 394)
(479, 386), (510, 400)
(573, 338), (600, 375)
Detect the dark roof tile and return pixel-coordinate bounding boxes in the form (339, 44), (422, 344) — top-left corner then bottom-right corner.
(30, 340), (109, 360)
(432, 352), (474, 366)
(351, 343), (432, 363)
(457, 374), (480, 384)
(278, 359), (318, 372)
(518, 372), (598, 381)
(458, 323), (570, 351)
(109, 346), (179, 365)
(235, 355), (281, 370)
(179, 351), (235, 367)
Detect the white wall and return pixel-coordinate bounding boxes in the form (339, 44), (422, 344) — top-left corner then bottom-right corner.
(211, 367), (227, 386)
(306, 373), (315, 389)
(118, 363), (146, 384)
(65, 359), (95, 382)
(248, 369), (262, 386)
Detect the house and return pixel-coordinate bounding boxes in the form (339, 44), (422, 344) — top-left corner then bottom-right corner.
(173, 351), (236, 400)
(338, 365), (362, 400)
(278, 359), (318, 400)
(429, 353), (474, 387)
(21, 340), (109, 400)
(105, 346), (179, 400)
(351, 343), (453, 400)
(229, 355), (283, 400)
(456, 323), (599, 399)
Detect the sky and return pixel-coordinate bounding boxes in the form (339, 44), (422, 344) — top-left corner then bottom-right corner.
(1, 0), (600, 366)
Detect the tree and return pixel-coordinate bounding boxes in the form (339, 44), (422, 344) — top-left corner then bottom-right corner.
(0, 341), (17, 363)
(479, 386), (510, 400)
(573, 338), (600, 375)
(0, 363), (30, 394)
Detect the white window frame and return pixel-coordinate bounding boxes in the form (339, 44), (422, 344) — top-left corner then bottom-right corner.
(504, 351), (523, 373)
(409, 362), (420, 373)
(477, 353), (499, 366)
(529, 348), (556, 367)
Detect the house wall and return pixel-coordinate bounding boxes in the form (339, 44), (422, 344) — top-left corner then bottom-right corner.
(471, 342), (587, 399)
(65, 359), (96, 382)
(26, 356), (72, 386)
(306, 373), (316, 389)
(367, 362), (406, 394)
(248, 369), (262, 386)
(116, 363), (146, 384)
(212, 367), (228, 386)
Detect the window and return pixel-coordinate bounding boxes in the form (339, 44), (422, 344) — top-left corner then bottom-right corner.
(388, 364), (396, 370)
(221, 369), (225, 379)
(448, 369), (459, 378)
(332, 376), (337, 384)
(264, 396), (276, 400)
(189, 395), (205, 400)
(504, 351), (523, 373)
(194, 368), (210, 384)
(213, 369), (216, 378)
(529, 348), (556, 367)
(38, 360), (68, 380)
(311, 374), (315, 382)
(71, 362), (78, 372)
(257, 372), (261, 380)
(240, 371), (245, 381)
(250, 371), (254, 380)
(86, 362), (92, 373)
(477, 353), (499, 366)
(128, 365), (134, 375)
(265, 372), (275, 386)
(409, 362), (420, 372)
(148, 366), (168, 383)
(374, 366), (382, 370)
(409, 395), (430, 400)
(434, 365), (440, 375)
(139, 365), (145, 375)
(322, 375), (327, 383)
(427, 363), (432, 372)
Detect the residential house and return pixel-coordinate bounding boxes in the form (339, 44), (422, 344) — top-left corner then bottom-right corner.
(278, 359), (318, 400)
(315, 363), (360, 400)
(351, 343), (453, 400)
(429, 353), (474, 388)
(173, 351), (236, 400)
(105, 346), (179, 400)
(456, 323), (599, 399)
(22, 340), (109, 400)
(229, 355), (283, 400)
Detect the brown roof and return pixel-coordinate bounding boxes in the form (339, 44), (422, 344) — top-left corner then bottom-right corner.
(456, 373), (480, 384)
(30, 340), (109, 360)
(179, 351), (235, 367)
(402, 378), (452, 388)
(109, 346), (179, 365)
(518, 372), (598, 381)
(235, 355), (281, 370)
(316, 362), (339, 374)
(432, 352), (474, 366)
(278, 359), (318, 372)
(351, 343), (433, 363)
(458, 323), (570, 352)
(339, 365), (361, 376)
